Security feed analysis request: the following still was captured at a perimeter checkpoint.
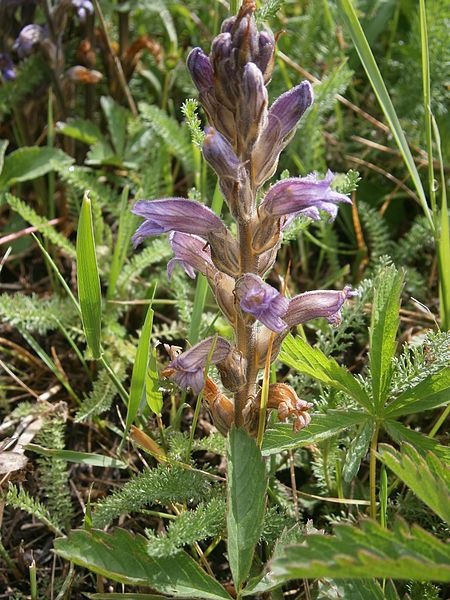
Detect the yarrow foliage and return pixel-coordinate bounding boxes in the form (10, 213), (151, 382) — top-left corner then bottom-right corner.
(132, 0), (354, 435)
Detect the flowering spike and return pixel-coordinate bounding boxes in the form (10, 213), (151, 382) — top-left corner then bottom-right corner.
(235, 273), (289, 333)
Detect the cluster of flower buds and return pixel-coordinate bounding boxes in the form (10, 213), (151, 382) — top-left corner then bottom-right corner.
(133, 0), (355, 435)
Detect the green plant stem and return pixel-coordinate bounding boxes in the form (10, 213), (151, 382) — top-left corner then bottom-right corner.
(230, 0), (241, 15)
(369, 422), (380, 520)
(428, 403), (450, 438)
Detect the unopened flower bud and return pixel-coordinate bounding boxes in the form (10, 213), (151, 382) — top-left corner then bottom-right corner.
(203, 378), (234, 435)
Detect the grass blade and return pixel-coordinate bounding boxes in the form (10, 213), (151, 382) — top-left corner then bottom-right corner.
(77, 191), (102, 359)
(337, 0), (433, 230)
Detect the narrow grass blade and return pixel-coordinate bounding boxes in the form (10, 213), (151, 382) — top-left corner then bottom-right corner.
(337, 0), (433, 230)
(146, 345), (163, 415)
(26, 444), (127, 469)
(77, 192), (102, 359)
(125, 288), (156, 436)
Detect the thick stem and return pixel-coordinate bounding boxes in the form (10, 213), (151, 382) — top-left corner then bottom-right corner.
(234, 219), (259, 428)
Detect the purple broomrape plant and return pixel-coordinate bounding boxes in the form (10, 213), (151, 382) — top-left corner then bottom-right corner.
(133, 0), (355, 435)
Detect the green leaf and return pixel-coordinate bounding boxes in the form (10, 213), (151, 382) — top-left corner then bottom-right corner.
(266, 519), (450, 582)
(25, 444), (126, 469)
(54, 528), (232, 599)
(369, 265), (403, 410)
(101, 96), (128, 158)
(56, 118), (104, 145)
(0, 139), (9, 175)
(280, 335), (372, 412)
(384, 367), (450, 418)
(336, 0), (433, 230)
(5, 193), (76, 257)
(342, 420), (374, 483)
(88, 595), (171, 599)
(0, 146), (73, 189)
(77, 192), (102, 359)
(262, 411), (367, 455)
(227, 427), (267, 591)
(146, 345), (163, 415)
(126, 304), (154, 432)
(384, 420), (450, 462)
(378, 444), (450, 525)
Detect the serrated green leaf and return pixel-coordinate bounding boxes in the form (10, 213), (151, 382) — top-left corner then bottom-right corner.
(369, 265), (403, 410)
(384, 367), (450, 418)
(280, 334), (372, 412)
(342, 420), (373, 482)
(262, 411), (367, 455)
(54, 528), (232, 599)
(384, 420), (450, 462)
(126, 304), (155, 432)
(56, 118), (104, 145)
(77, 192), (102, 359)
(378, 444), (450, 524)
(146, 345), (163, 415)
(227, 427), (267, 591)
(88, 595), (170, 599)
(0, 146), (73, 189)
(265, 519), (450, 583)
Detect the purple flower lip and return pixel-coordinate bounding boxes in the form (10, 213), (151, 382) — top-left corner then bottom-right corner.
(162, 336), (232, 394)
(131, 198), (226, 246)
(235, 273), (289, 333)
(260, 170), (351, 222)
(167, 231), (215, 280)
(0, 53), (16, 81)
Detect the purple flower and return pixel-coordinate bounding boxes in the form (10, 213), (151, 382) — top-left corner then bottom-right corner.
(71, 0), (94, 22)
(167, 232), (215, 280)
(252, 82), (314, 186)
(202, 127), (241, 181)
(13, 24), (45, 58)
(235, 274), (289, 333)
(162, 337), (232, 394)
(284, 286), (357, 328)
(260, 170), (351, 222)
(187, 47), (214, 94)
(132, 199), (226, 246)
(0, 54), (16, 81)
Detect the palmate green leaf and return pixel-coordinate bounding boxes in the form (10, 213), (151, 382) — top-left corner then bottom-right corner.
(0, 146), (73, 189)
(227, 427), (267, 591)
(384, 366), (450, 418)
(261, 411), (368, 455)
(54, 529), (232, 600)
(369, 265), (403, 411)
(384, 420), (450, 462)
(77, 192), (102, 359)
(378, 444), (450, 525)
(280, 335), (372, 412)
(126, 303), (154, 433)
(265, 519), (450, 584)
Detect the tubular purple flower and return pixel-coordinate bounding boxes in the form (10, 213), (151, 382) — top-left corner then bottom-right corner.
(202, 128), (241, 180)
(13, 24), (45, 58)
(235, 274), (289, 333)
(187, 47), (215, 93)
(256, 31), (275, 83)
(132, 199), (226, 246)
(0, 54), (16, 81)
(238, 62), (268, 149)
(162, 337), (233, 394)
(284, 286), (357, 328)
(260, 170), (351, 221)
(72, 0), (94, 22)
(252, 81), (314, 186)
(167, 232), (215, 280)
